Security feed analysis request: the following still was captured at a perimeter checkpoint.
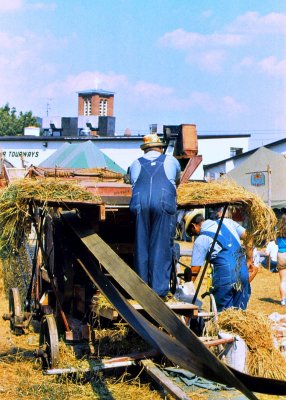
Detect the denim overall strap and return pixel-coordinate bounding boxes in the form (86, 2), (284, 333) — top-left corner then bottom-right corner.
(129, 154), (177, 296)
(202, 221), (250, 311)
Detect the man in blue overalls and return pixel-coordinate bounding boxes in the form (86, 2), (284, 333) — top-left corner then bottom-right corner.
(190, 212), (253, 311)
(129, 134), (181, 298)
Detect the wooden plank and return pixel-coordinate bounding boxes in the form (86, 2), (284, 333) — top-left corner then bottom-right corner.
(179, 155), (202, 183)
(98, 205), (106, 221)
(61, 213), (261, 399)
(103, 349), (159, 362)
(201, 337), (235, 348)
(131, 301), (198, 317)
(97, 301), (198, 321)
(141, 359), (191, 400)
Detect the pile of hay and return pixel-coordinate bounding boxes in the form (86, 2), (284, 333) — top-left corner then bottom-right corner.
(0, 178), (101, 252)
(0, 344), (167, 400)
(214, 308), (286, 380)
(177, 179), (277, 246)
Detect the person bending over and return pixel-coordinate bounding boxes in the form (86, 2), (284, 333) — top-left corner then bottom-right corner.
(189, 212), (253, 312)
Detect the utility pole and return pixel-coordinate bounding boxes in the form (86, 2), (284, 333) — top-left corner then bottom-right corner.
(267, 164), (272, 207)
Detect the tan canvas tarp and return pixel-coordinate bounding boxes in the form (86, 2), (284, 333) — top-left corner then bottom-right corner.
(226, 147), (286, 208)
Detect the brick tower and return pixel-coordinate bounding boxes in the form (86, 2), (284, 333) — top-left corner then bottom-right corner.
(77, 89), (114, 117)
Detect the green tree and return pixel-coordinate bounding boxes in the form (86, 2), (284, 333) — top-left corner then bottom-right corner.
(0, 103), (39, 136)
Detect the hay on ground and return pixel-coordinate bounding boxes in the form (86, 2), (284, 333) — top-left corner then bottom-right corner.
(177, 178), (277, 246)
(212, 308), (286, 380)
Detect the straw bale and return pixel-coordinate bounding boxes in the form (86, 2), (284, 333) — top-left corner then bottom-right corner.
(0, 178), (101, 252)
(215, 308), (286, 380)
(177, 178), (277, 246)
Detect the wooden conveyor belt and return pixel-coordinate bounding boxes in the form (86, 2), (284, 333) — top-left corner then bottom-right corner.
(61, 211), (286, 399)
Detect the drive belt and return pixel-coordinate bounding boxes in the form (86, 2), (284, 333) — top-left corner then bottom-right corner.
(61, 211), (286, 398)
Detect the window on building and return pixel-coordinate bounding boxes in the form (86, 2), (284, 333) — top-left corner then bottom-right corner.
(100, 99), (108, 116)
(230, 147), (243, 157)
(83, 98), (92, 116)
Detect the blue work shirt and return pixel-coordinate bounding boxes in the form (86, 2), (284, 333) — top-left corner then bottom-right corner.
(191, 218), (245, 266)
(129, 150), (181, 189)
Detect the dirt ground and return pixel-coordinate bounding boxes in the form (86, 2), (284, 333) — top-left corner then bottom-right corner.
(0, 265), (285, 400)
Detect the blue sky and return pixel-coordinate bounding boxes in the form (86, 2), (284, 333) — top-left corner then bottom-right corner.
(1, 0), (286, 147)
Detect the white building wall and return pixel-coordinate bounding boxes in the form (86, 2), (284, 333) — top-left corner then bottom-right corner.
(204, 141), (286, 180)
(0, 140), (59, 168)
(0, 138), (142, 169)
(195, 136), (249, 180)
(0, 135), (250, 178)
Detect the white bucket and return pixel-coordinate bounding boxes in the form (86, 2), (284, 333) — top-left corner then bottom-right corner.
(218, 331), (248, 373)
(175, 282), (195, 301)
(181, 281), (195, 296)
(174, 282), (202, 307)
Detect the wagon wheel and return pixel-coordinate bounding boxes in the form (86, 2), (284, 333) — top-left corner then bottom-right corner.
(9, 288), (24, 336)
(201, 291), (218, 322)
(39, 314), (59, 369)
(209, 293), (218, 322)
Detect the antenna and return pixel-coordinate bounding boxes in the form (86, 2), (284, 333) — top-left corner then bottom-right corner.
(46, 98), (53, 116)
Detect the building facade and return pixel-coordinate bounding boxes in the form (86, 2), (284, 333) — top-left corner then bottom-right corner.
(0, 133), (250, 179)
(204, 137), (286, 180)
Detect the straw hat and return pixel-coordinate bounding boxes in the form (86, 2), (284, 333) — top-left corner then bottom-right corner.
(140, 134), (167, 150)
(184, 209), (203, 234)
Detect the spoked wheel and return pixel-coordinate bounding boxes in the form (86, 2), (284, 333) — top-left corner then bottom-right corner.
(39, 314), (59, 369)
(9, 288), (24, 336)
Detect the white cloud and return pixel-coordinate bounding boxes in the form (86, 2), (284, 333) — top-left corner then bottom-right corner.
(29, 2), (57, 11)
(157, 27), (244, 73)
(201, 10), (213, 19)
(228, 11), (286, 35)
(169, 92), (247, 116)
(158, 28), (244, 50)
(133, 81), (174, 98)
(0, 0), (23, 11)
(158, 11), (286, 75)
(158, 29), (205, 49)
(186, 50), (225, 73)
(237, 57), (254, 69)
(0, 31), (25, 49)
(0, 0), (56, 12)
(39, 71), (130, 99)
(37, 71), (219, 116)
(258, 56), (286, 76)
(236, 55), (286, 77)
(220, 96), (247, 114)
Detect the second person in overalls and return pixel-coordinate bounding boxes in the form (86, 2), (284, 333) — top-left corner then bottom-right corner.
(190, 212), (253, 312)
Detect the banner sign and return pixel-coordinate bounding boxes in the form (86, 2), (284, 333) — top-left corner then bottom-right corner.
(251, 172), (265, 186)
